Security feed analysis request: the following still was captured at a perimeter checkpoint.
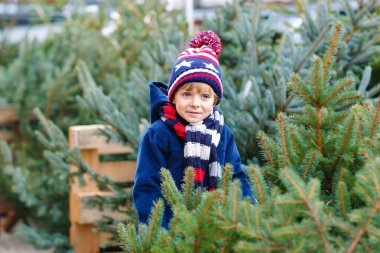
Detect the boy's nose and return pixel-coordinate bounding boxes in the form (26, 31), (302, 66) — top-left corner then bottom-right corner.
(191, 96), (201, 107)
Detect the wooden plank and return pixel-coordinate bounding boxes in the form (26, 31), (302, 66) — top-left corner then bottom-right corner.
(0, 131), (15, 141)
(0, 105), (18, 125)
(70, 223), (100, 253)
(98, 161), (136, 183)
(0, 197), (19, 232)
(72, 191), (130, 224)
(69, 125), (133, 154)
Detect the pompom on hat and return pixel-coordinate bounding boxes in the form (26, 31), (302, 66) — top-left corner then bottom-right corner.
(168, 30), (223, 104)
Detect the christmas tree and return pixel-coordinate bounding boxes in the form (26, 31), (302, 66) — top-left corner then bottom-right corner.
(203, 0), (380, 162)
(118, 22), (380, 252)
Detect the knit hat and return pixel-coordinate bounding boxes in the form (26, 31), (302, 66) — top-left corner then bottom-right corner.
(168, 30), (223, 105)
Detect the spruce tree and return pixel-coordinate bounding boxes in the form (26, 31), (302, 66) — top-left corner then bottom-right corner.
(202, 0), (380, 162)
(117, 22), (380, 252)
(0, 0), (186, 249)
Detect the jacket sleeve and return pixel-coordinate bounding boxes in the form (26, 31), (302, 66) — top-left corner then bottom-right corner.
(225, 127), (258, 204)
(133, 127), (167, 225)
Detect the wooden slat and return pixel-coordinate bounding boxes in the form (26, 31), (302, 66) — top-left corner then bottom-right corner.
(72, 191), (130, 224)
(0, 131), (15, 141)
(69, 125), (133, 154)
(0, 105), (18, 125)
(68, 124), (137, 252)
(98, 161), (136, 183)
(70, 223), (100, 253)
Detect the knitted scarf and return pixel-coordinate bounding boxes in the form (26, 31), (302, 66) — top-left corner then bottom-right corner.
(160, 103), (224, 191)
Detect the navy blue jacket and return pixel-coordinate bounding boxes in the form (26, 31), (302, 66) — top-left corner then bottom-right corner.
(132, 82), (256, 228)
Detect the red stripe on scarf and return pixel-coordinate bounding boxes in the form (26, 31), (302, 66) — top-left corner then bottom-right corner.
(194, 168), (205, 183)
(163, 104), (177, 120)
(174, 123), (186, 139)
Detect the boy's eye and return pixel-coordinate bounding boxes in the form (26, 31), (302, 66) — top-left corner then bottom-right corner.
(182, 92), (191, 97)
(202, 94), (211, 99)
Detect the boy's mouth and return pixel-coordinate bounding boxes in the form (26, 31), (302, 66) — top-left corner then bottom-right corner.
(188, 111), (201, 115)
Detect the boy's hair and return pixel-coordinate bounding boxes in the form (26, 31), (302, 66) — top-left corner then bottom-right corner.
(167, 30), (223, 105)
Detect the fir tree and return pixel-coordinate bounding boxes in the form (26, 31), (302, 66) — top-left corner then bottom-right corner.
(202, 0), (380, 162)
(117, 22), (380, 252)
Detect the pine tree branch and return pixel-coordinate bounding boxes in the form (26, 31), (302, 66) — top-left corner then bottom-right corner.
(317, 107), (323, 152)
(338, 161), (345, 182)
(343, 24), (355, 43)
(250, 166), (266, 209)
(242, 202), (252, 228)
(194, 194), (219, 252)
(330, 116), (355, 186)
(279, 114), (291, 165)
(339, 116), (356, 154)
(290, 129), (304, 158)
(170, 215), (179, 238)
(223, 165), (232, 208)
(258, 134), (275, 167)
(346, 198), (380, 253)
(212, 205), (231, 225)
(313, 59), (319, 103)
(184, 169), (192, 209)
(281, 170), (331, 252)
(357, 116), (363, 141)
(350, 35), (380, 57)
(148, 200), (163, 244)
(321, 114), (349, 128)
(235, 244), (288, 252)
(232, 182), (238, 228)
(290, 74), (316, 106)
(301, 151), (317, 179)
(360, 150), (376, 171)
(323, 23), (341, 79)
(370, 101), (380, 139)
(45, 67), (76, 118)
(320, 79), (354, 107)
(128, 224), (138, 253)
(338, 181), (347, 219)
(280, 157), (287, 168)
(294, 24), (332, 73)
(337, 95), (362, 104)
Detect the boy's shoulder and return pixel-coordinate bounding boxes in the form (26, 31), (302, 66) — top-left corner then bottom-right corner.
(145, 120), (174, 137)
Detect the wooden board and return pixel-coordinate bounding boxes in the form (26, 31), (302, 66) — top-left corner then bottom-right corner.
(71, 191), (131, 224)
(69, 125), (133, 154)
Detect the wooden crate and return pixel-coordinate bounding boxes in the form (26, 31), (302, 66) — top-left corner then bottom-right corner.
(0, 105), (19, 142)
(0, 197), (19, 232)
(69, 125), (136, 253)
(0, 105), (20, 232)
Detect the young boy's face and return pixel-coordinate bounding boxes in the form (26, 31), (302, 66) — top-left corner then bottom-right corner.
(172, 82), (216, 124)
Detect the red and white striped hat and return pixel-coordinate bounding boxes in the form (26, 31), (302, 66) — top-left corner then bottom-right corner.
(168, 30), (223, 104)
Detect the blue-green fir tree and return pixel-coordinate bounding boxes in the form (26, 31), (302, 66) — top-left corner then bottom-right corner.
(117, 22), (380, 253)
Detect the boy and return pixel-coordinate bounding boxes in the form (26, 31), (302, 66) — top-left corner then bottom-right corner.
(133, 31), (257, 228)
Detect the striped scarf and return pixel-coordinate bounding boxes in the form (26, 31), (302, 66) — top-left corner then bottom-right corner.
(160, 103), (224, 191)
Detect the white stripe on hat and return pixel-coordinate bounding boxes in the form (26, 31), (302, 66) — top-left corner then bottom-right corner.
(177, 52), (219, 65)
(178, 46), (219, 64)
